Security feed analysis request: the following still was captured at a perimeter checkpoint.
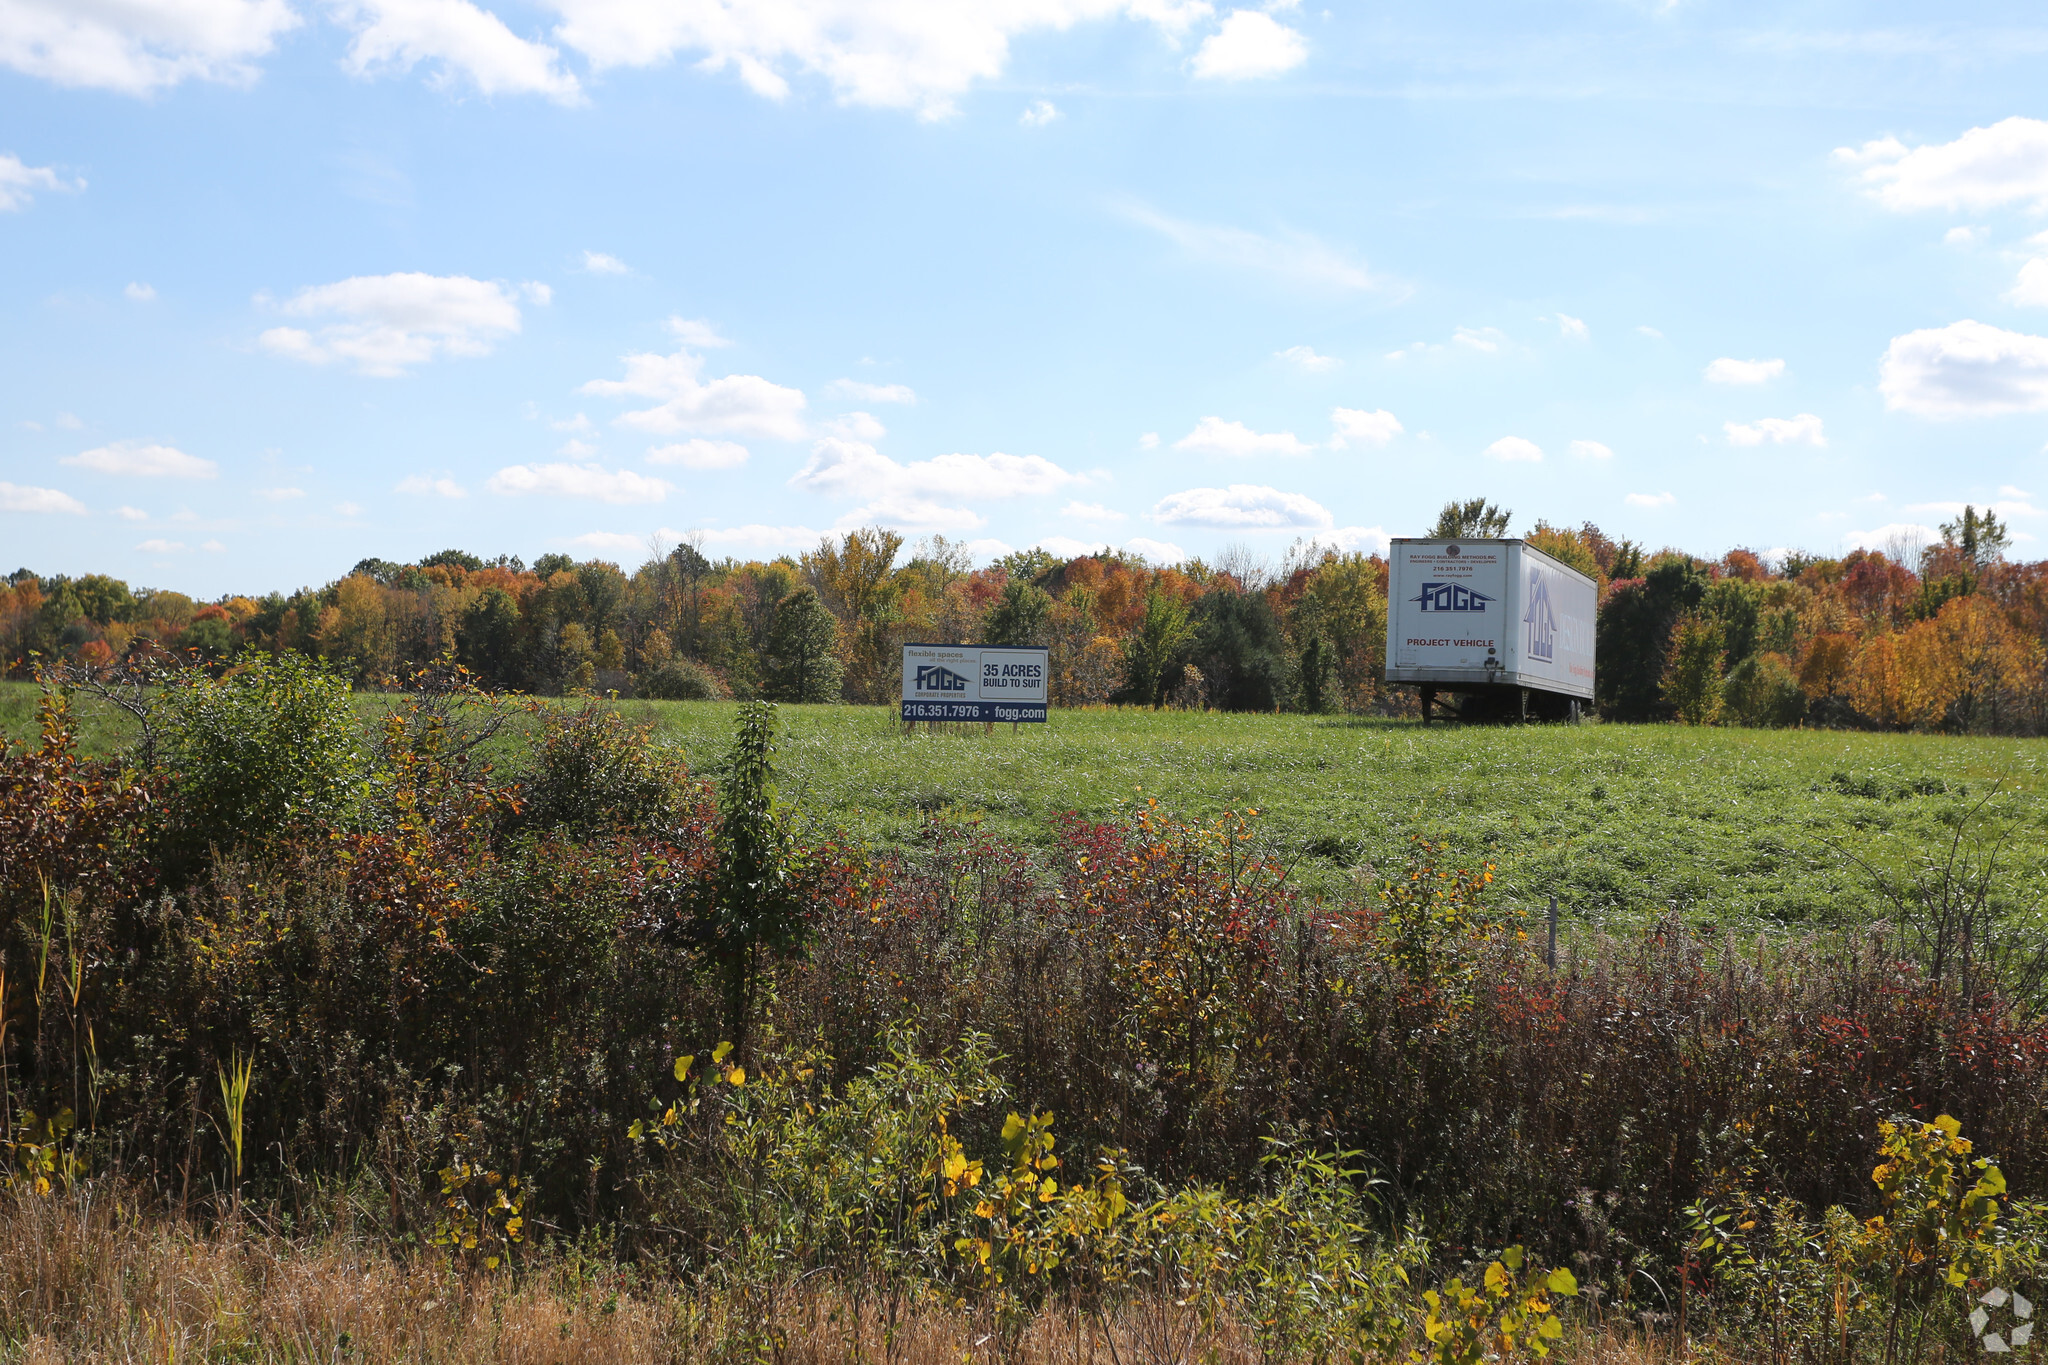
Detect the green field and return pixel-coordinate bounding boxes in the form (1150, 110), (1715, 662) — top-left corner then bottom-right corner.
(7, 678), (2044, 930)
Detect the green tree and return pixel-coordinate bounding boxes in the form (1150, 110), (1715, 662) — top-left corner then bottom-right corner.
(1662, 612), (1726, 725)
(1118, 590), (1195, 707)
(698, 702), (811, 1047)
(983, 578), (1054, 647)
(763, 587), (844, 702)
(1297, 634), (1338, 714)
(1190, 586), (1288, 711)
(1596, 557), (1708, 720)
(1939, 505), (2010, 569)
(1431, 497), (1512, 539)
(1721, 652), (1806, 728)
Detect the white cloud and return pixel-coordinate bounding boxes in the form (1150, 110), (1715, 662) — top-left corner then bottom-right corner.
(1189, 9), (1305, 80)
(792, 438), (1084, 502)
(1455, 326), (1506, 352)
(1725, 414), (1826, 446)
(1842, 522), (1940, 554)
(0, 0), (297, 94)
(54, 412), (81, 429)
(124, 281), (155, 301)
(1123, 536), (1186, 564)
(1173, 415), (1314, 457)
(833, 494), (984, 533)
(2008, 240), (2048, 307)
(1946, 225), (1987, 247)
(581, 250), (631, 274)
(1138, 432), (1159, 450)
(1152, 483), (1332, 530)
(547, 0), (1207, 119)
(1569, 439), (1613, 460)
(583, 339), (808, 440)
(1121, 202), (1380, 292)
(201, 538), (225, 552)
(648, 438), (749, 469)
(334, 0), (581, 102)
(1705, 357), (1785, 385)
(255, 486), (304, 501)
(62, 440), (217, 479)
(0, 152), (80, 210)
(0, 481), (85, 514)
(552, 413), (593, 433)
(1636, 325), (1664, 339)
(666, 316), (732, 348)
(114, 505), (147, 521)
(335, 500), (364, 516)
(1020, 99), (1058, 127)
(396, 474), (467, 497)
(1906, 496), (2042, 519)
(487, 462), (672, 503)
(1062, 500), (1126, 523)
(963, 537), (1013, 562)
(1837, 118), (2048, 214)
(1552, 313), (1589, 340)
(1625, 491), (1676, 509)
(136, 539), (187, 553)
(1035, 535), (1097, 559)
(523, 280), (552, 305)
(1328, 407), (1401, 448)
(1275, 344), (1339, 372)
(824, 411), (887, 441)
(1297, 525), (1392, 556)
(825, 378), (917, 404)
(260, 273), (525, 377)
(557, 438), (598, 458)
(1881, 320), (2048, 417)
(1484, 436), (1543, 462)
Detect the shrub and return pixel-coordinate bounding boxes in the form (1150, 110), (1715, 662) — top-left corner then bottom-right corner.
(1722, 651), (1806, 728)
(155, 651), (361, 865)
(636, 657), (727, 701)
(512, 702), (701, 837)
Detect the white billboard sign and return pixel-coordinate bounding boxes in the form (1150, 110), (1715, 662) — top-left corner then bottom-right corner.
(900, 644), (1049, 722)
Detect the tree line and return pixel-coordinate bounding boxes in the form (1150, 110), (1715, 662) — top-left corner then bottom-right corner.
(4, 500), (2044, 732)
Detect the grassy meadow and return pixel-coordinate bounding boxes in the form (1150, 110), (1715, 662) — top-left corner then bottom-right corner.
(9, 677), (2044, 930)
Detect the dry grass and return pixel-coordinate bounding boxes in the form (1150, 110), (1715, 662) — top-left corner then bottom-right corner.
(0, 1185), (1681, 1364)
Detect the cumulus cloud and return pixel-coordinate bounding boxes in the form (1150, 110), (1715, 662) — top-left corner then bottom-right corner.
(62, 440), (218, 478)
(1035, 535), (1099, 559)
(666, 317), (731, 348)
(647, 438), (749, 469)
(1297, 525), (1393, 556)
(1275, 344), (1339, 372)
(125, 281), (156, 301)
(0, 152), (80, 210)
(136, 539), (187, 553)
(1020, 99), (1058, 127)
(1637, 325), (1664, 339)
(1705, 357), (1785, 384)
(582, 338), (808, 441)
(1947, 225), (1988, 247)
(333, 0), (581, 101)
(114, 505), (147, 520)
(1842, 522), (1940, 554)
(1189, 9), (1305, 80)
(396, 474), (466, 497)
(557, 438), (598, 458)
(825, 378), (917, 404)
(832, 495), (984, 533)
(1836, 117), (2048, 214)
(1881, 320), (2048, 417)
(1138, 432), (1159, 450)
(1455, 326), (1507, 352)
(1724, 414), (1825, 446)
(0, 481), (85, 514)
(1121, 202), (1380, 292)
(1061, 500), (1126, 523)
(259, 273), (526, 377)
(1329, 407), (1401, 448)
(791, 438), (1084, 504)
(546, 0), (1210, 119)
(1484, 436), (1542, 462)
(1569, 439), (1613, 459)
(487, 462), (672, 503)
(1625, 491), (1676, 509)
(1151, 484), (1332, 530)
(1173, 416), (1314, 457)
(1552, 313), (1589, 340)
(581, 250), (630, 274)
(0, 0), (297, 94)
(1123, 536), (1187, 564)
(2008, 238), (2048, 308)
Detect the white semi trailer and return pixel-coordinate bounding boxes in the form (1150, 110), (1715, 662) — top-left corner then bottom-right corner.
(1383, 538), (1597, 722)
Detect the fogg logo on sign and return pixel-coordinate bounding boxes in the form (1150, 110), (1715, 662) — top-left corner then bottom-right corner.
(1523, 570), (1557, 662)
(1414, 582), (1493, 612)
(914, 664), (970, 693)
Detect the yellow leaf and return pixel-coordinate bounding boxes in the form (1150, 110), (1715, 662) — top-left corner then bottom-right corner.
(712, 1041), (734, 1063)
(675, 1055), (695, 1082)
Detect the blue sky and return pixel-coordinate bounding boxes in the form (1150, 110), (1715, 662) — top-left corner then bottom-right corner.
(6, 0), (2048, 596)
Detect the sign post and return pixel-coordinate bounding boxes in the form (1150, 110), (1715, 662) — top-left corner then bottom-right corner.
(900, 644), (1049, 728)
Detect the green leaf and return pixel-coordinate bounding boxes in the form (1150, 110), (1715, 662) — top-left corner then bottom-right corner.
(1546, 1267), (1580, 1297)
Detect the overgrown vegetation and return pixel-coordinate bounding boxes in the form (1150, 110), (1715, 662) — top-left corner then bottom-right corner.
(7, 658), (2048, 1360)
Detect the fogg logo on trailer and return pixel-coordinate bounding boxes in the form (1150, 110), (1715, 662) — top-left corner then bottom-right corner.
(914, 664), (971, 693)
(1413, 582), (1494, 612)
(1523, 569), (1558, 661)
